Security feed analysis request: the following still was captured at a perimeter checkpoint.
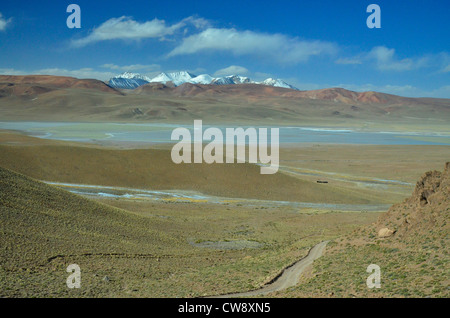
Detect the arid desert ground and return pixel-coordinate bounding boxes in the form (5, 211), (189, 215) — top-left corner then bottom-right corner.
(0, 75), (449, 298)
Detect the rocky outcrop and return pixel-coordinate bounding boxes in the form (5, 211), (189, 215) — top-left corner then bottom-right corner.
(376, 162), (449, 238)
(377, 227), (395, 238)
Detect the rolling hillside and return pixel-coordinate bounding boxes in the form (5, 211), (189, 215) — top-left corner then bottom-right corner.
(0, 142), (374, 204)
(0, 165), (192, 296)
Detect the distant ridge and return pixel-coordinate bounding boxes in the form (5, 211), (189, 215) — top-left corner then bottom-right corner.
(132, 81), (421, 105)
(2, 74), (448, 107)
(108, 71), (298, 90)
(0, 74), (122, 96)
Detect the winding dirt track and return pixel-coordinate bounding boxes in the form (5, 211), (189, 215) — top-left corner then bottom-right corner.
(211, 240), (329, 298)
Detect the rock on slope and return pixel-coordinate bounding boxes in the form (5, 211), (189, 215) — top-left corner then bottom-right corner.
(290, 162), (449, 298)
(376, 162), (449, 239)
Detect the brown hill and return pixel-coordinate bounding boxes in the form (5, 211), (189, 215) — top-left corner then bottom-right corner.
(0, 75), (121, 97)
(284, 88), (417, 105)
(0, 74), (446, 106)
(0, 74), (448, 129)
(132, 82), (175, 94)
(132, 82), (423, 106)
(294, 87), (360, 104)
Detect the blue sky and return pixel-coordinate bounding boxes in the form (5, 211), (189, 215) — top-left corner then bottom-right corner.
(0, 0), (449, 97)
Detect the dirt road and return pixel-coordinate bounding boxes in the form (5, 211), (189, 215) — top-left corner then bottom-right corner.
(211, 240), (329, 298)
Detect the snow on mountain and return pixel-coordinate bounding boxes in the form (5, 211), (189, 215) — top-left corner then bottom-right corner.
(150, 71), (196, 86)
(108, 71), (298, 90)
(108, 77), (149, 90)
(257, 78), (298, 90)
(114, 72), (153, 82)
(169, 71), (197, 84)
(108, 72), (152, 89)
(229, 75), (252, 84)
(212, 75), (251, 85)
(211, 77), (234, 85)
(147, 72), (172, 84)
(188, 74), (213, 84)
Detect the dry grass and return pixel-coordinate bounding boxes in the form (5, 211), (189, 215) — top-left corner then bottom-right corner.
(1, 131), (448, 298)
(274, 163), (450, 298)
(0, 166), (379, 297)
(0, 141), (374, 204)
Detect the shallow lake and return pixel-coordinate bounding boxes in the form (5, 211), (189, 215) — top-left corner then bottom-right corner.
(0, 121), (449, 145)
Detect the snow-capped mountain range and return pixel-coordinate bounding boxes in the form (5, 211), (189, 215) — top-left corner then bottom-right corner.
(108, 71), (298, 90)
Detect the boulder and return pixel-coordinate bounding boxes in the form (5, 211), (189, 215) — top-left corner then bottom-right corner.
(378, 227), (395, 238)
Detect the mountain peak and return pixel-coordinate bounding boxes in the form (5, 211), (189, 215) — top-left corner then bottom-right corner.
(108, 70), (298, 90)
(114, 72), (152, 82)
(149, 71), (197, 86)
(169, 70), (197, 77)
(258, 78), (298, 90)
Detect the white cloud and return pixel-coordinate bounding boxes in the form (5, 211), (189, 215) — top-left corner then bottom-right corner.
(101, 63), (161, 72)
(37, 68), (117, 81)
(339, 83), (415, 95)
(0, 67), (116, 81)
(431, 52), (450, 74)
(335, 57), (362, 65)
(278, 79), (322, 91)
(71, 16), (209, 47)
(214, 65), (249, 76)
(426, 85), (450, 98)
(368, 46), (429, 71)
(168, 28), (337, 64)
(0, 68), (27, 75)
(441, 64), (450, 73)
(182, 16), (210, 30)
(337, 47), (448, 74)
(187, 67), (207, 75)
(438, 53), (450, 73)
(0, 12), (12, 31)
(337, 82), (450, 98)
(252, 72), (272, 81)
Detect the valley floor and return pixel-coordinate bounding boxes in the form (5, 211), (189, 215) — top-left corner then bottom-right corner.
(0, 128), (448, 297)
